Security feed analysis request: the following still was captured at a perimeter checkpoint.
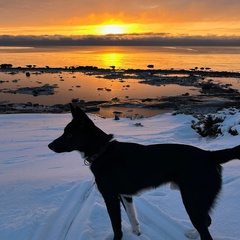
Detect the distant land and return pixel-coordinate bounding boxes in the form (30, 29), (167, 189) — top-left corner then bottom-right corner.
(1, 34), (240, 46)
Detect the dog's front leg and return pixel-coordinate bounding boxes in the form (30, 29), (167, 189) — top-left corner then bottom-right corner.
(120, 195), (140, 236)
(104, 195), (123, 240)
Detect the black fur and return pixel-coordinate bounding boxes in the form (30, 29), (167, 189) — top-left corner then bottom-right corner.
(48, 104), (240, 240)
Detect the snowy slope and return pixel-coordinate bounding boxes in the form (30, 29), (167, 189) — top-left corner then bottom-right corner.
(0, 111), (240, 240)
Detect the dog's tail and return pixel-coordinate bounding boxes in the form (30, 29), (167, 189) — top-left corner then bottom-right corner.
(211, 145), (240, 165)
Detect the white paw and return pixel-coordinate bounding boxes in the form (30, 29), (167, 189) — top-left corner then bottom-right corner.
(132, 224), (141, 236)
(185, 229), (199, 239)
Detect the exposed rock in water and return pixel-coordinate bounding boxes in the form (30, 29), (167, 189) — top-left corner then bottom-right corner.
(3, 84), (58, 96)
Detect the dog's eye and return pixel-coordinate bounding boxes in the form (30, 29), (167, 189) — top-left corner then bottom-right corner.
(66, 133), (73, 138)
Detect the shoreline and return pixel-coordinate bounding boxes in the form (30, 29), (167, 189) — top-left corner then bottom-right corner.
(1, 65), (240, 76)
(1, 66), (240, 117)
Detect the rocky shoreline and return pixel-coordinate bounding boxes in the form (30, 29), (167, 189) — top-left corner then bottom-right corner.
(1, 66), (240, 117)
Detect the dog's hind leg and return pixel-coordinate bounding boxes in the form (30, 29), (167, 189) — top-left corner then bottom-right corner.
(181, 192), (213, 240)
(188, 212), (213, 240)
(185, 215), (211, 239)
(119, 195), (141, 236)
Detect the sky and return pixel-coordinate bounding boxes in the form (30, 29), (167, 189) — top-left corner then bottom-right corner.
(0, 0), (240, 45)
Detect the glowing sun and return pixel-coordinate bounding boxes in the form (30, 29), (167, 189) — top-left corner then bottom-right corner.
(100, 24), (126, 35)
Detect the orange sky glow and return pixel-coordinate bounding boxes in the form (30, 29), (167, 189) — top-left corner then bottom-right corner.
(0, 0), (240, 43)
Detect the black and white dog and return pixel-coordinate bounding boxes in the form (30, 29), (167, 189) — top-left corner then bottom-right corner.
(48, 104), (240, 240)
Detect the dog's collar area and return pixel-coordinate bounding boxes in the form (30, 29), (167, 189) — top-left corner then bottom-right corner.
(84, 135), (114, 166)
(84, 155), (98, 165)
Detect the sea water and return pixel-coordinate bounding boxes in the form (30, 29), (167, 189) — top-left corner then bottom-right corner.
(1, 46), (240, 71)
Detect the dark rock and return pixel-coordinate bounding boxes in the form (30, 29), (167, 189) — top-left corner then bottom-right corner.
(32, 90), (38, 96)
(71, 98), (79, 103)
(114, 115), (120, 120)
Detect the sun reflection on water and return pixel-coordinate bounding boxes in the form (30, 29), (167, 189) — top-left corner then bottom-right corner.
(99, 52), (125, 69)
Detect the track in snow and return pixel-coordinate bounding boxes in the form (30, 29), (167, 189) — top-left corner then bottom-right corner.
(32, 180), (103, 240)
(32, 179), (199, 240)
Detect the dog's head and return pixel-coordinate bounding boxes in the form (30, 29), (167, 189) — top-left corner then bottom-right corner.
(48, 104), (112, 158)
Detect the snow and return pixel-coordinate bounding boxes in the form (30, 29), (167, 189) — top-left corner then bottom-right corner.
(0, 111), (240, 240)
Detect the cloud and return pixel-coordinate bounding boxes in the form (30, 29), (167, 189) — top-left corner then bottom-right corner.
(0, 34), (240, 46)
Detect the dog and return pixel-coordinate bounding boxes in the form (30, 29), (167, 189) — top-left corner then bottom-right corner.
(48, 104), (240, 240)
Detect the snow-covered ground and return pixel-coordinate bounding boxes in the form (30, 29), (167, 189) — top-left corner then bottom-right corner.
(0, 110), (240, 240)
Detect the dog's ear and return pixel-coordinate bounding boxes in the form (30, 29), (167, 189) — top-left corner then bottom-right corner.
(70, 103), (77, 118)
(70, 104), (94, 127)
(75, 106), (86, 118)
(76, 107), (94, 127)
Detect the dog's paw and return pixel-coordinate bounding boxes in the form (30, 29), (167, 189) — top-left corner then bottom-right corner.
(185, 229), (199, 239)
(132, 225), (141, 236)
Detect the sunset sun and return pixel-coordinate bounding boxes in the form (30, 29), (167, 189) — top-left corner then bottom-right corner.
(100, 24), (126, 35)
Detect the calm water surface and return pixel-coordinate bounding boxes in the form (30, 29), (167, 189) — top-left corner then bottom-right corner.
(0, 71), (198, 105)
(1, 46), (240, 71)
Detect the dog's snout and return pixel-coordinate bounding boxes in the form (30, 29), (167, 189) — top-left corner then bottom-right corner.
(48, 140), (66, 153)
(48, 142), (55, 151)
